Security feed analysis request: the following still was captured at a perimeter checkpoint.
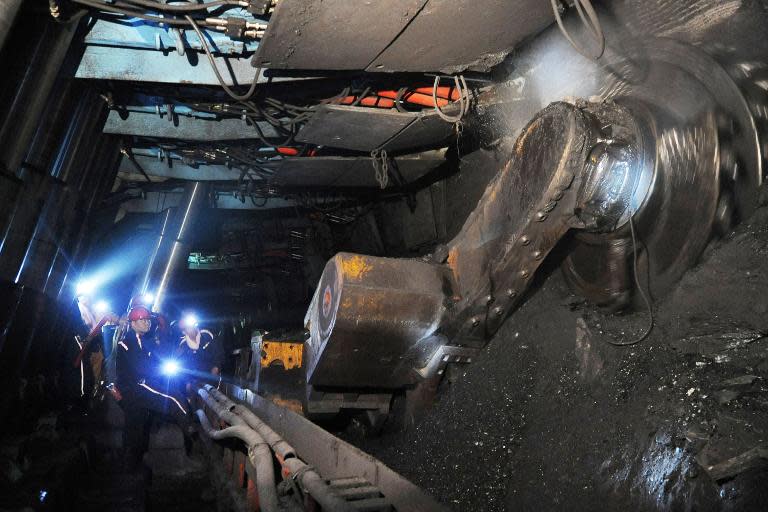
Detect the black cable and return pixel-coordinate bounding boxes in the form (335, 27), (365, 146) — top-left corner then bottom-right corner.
(121, 147), (153, 183)
(321, 86), (351, 105)
(603, 213), (655, 347)
(248, 116), (296, 148)
(73, 0), (199, 25)
(351, 87), (371, 107)
(122, 0), (236, 12)
(250, 194), (269, 207)
(433, 75), (469, 123)
(263, 98), (315, 113)
(184, 14), (262, 102)
(394, 87), (409, 113)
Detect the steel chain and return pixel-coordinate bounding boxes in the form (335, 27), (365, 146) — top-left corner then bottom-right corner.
(370, 149), (389, 189)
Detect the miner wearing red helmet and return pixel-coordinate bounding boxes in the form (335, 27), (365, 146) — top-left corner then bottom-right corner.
(125, 294), (172, 357)
(108, 305), (190, 468)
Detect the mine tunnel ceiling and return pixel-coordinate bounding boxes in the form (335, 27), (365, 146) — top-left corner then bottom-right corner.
(68, 0), (553, 213)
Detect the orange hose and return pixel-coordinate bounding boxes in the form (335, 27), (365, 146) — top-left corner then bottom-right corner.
(336, 96), (396, 108)
(277, 147), (299, 156)
(376, 90), (449, 108)
(413, 86), (460, 100)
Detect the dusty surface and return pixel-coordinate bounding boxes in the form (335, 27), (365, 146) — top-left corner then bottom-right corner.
(346, 206), (768, 511)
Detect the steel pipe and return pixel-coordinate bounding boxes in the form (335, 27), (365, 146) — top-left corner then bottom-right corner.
(0, 0), (23, 51)
(0, 19), (78, 177)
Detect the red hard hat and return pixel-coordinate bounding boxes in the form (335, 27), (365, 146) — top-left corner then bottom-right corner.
(128, 306), (152, 322)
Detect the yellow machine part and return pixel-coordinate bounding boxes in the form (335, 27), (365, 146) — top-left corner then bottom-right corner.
(260, 340), (303, 369)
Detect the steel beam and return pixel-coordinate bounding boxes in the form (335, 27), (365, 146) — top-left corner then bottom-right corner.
(103, 110), (279, 141)
(78, 45), (264, 85)
(118, 154), (243, 181)
(119, 150), (447, 187)
(119, 190), (296, 213)
(84, 18), (259, 55)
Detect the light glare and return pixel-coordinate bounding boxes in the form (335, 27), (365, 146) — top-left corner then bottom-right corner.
(161, 359), (181, 376)
(94, 301), (110, 314)
(182, 314), (198, 329)
(76, 279), (96, 296)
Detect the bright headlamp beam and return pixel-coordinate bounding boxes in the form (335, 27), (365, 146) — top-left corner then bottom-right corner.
(182, 314), (198, 329)
(76, 279), (97, 297)
(94, 301), (110, 314)
(161, 359), (181, 376)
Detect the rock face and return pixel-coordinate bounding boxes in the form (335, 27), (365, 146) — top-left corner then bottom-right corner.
(345, 205), (768, 511)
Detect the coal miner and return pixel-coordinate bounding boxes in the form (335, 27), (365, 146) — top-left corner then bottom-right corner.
(107, 305), (191, 467)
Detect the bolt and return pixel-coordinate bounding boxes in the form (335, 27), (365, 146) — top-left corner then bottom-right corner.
(520, 270), (530, 279)
(543, 201), (557, 213)
(471, 317), (481, 327)
(520, 236), (531, 246)
(536, 212), (548, 221)
(506, 288), (517, 297)
(494, 306), (504, 316)
(533, 250), (543, 260)
(485, 295), (494, 305)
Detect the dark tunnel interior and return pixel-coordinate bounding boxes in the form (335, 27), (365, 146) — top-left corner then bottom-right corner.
(1, 1), (768, 511)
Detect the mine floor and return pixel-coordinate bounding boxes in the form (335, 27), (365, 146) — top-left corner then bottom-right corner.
(344, 203), (768, 511)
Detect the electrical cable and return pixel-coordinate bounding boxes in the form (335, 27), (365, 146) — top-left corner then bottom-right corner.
(350, 86), (371, 107)
(549, 0), (605, 60)
(122, 0), (236, 12)
(603, 213), (655, 347)
(121, 147), (153, 183)
(73, 0), (199, 25)
(394, 87), (409, 113)
(184, 14), (261, 101)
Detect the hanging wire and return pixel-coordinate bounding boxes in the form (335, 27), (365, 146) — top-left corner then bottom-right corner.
(73, 0), (198, 25)
(603, 212), (655, 346)
(122, 0), (237, 12)
(184, 14), (262, 101)
(549, 0), (605, 60)
(432, 74), (470, 123)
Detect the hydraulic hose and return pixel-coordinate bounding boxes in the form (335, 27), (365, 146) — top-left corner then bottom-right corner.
(197, 389), (279, 512)
(283, 457), (356, 512)
(206, 386), (296, 460)
(203, 386), (354, 512)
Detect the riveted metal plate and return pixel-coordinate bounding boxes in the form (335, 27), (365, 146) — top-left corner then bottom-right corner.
(366, 0), (553, 73)
(271, 150), (446, 188)
(296, 105), (454, 152)
(252, 0), (428, 70)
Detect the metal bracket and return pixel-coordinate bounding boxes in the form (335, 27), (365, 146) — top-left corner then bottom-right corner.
(415, 345), (478, 380)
